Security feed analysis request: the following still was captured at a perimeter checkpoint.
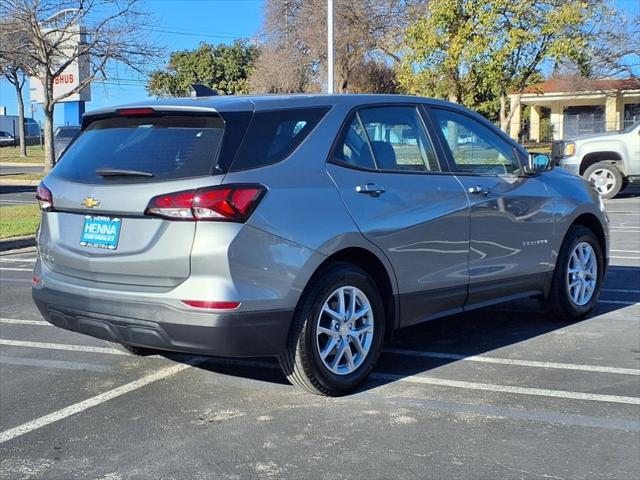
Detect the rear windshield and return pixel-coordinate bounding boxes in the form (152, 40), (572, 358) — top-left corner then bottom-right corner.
(55, 128), (79, 139)
(52, 115), (224, 183)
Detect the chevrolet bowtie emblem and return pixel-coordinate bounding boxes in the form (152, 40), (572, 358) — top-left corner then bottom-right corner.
(82, 197), (100, 208)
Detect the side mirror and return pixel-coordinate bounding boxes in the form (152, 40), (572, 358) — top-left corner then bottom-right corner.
(527, 153), (551, 173)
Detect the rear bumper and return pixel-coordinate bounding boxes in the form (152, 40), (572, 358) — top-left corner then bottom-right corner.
(32, 284), (293, 357)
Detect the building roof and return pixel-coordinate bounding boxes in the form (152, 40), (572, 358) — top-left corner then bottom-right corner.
(521, 77), (640, 95)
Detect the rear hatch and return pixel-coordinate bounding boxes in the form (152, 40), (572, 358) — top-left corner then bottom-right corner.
(39, 107), (246, 287)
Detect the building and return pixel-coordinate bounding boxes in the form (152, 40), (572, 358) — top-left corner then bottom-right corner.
(508, 77), (640, 142)
(0, 114), (41, 145)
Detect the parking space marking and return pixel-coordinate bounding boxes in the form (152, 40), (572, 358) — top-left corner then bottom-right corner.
(602, 288), (640, 294)
(5, 339), (639, 407)
(598, 299), (638, 305)
(383, 349), (640, 375)
(7, 336), (638, 377)
(0, 339), (129, 355)
(0, 258), (36, 263)
(0, 363), (191, 445)
(0, 318), (49, 326)
(0, 267), (32, 272)
(0, 355), (111, 372)
(611, 250), (640, 254)
(371, 373), (640, 405)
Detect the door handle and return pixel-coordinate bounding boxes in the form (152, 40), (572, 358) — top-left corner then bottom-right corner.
(468, 185), (491, 196)
(356, 183), (386, 197)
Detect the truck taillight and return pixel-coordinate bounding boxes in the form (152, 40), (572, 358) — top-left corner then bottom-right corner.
(145, 184), (266, 222)
(36, 183), (53, 211)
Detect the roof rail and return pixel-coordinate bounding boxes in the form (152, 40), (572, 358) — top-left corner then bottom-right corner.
(189, 84), (218, 98)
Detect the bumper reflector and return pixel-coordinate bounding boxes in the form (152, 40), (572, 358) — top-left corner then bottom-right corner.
(181, 300), (241, 310)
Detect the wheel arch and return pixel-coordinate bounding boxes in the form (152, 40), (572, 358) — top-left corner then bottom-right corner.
(300, 246), (399, 342)
(567, 213), (607, 262)
(579, 152), (624, 175)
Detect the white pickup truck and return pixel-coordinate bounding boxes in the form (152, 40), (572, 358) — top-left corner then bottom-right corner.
(554, 121), (640, 198)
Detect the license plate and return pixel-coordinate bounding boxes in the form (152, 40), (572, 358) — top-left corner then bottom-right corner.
(80, 215), (122, 250)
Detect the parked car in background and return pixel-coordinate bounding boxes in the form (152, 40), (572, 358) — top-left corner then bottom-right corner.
(54, 126), (81, 160)
(553, 121), (640, 199)
(33, 94), (609, 396)
(0, 130), (15, 147)
(0, 115), (41, 146)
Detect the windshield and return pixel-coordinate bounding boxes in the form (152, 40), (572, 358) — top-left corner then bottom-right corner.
(622, 120), (640, 133)
(52, 114), (224, 184)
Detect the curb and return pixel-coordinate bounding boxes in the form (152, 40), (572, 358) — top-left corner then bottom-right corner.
(0, 179), (41, 186)
(0, 162), (44, 167)
(0, 235), (36, 252)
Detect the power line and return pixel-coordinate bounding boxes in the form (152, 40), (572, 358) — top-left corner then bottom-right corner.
(146, 27), (255, 40)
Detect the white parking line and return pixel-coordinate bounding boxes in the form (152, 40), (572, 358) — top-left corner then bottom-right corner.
(383, 349), (640, 375)
(0, 318), (48, 326)
(602, 288), (640, 294)
(371, 373), (640, 405)
(0, 267), (32, 272)
(610, 256), (640, 260)
(0, 363), (191, 444)
(598, 299), (638, 305)
(610, 250), (640, 254)
(6, 340), (640, 404)
(0, 339), (129, 355)
(0, 355), (111, 372)
(0, 258), (36, 263)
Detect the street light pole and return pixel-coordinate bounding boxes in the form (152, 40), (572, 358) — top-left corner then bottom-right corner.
(327, 0), (334, 94)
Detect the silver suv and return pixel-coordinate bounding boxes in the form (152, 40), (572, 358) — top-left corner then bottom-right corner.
(33, 94), (609, 395)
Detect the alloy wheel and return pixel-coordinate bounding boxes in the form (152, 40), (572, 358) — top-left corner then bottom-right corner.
(566, 242), (598, 306)
(315, 286), (374, 375)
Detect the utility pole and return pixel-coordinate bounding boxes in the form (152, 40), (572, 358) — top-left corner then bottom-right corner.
(327, 0), (334, 94)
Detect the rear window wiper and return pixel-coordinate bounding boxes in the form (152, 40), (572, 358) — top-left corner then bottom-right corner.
(96, 168), (155, 178)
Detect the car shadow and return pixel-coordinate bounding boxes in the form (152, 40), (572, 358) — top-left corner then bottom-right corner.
(166, 265), (639, 394)
(615, 185), (640, 199)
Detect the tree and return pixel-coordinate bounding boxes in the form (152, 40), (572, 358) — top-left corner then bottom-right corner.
(249, 0), (422, 94)
(0, 20), (30, 157)
(147, 41), (257, 97)
(399, 0), (630, 131)
(0, 0), (161, 172)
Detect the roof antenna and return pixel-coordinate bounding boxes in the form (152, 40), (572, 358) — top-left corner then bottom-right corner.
(189, 84), (218, 98)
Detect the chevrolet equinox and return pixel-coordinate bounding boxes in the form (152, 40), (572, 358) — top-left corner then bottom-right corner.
(33, 94), (609, 396)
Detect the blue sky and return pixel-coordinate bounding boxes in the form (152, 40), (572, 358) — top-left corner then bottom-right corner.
(0, 0), (265, 126)
(0, 0), (638, 127)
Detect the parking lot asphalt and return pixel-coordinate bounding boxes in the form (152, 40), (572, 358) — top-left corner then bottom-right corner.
(0, 191), (639, 480)
(0, 186), (36, 207)
(0, 166), (43, 177)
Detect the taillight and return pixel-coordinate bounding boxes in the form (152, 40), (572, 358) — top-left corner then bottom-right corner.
(36, 183), (53, 211)
(145, 184), (266, 222)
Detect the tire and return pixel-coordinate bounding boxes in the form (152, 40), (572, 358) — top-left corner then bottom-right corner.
(279, 262), (385, 396)
(542, 225), (604, 322)
(583, 162), (624, 199)
(108, 341), (155, 356)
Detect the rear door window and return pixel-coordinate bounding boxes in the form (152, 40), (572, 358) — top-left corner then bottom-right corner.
(229, 107), (330, 172)
(52, 115), (225, 184)
(332, 106), (440, 173)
